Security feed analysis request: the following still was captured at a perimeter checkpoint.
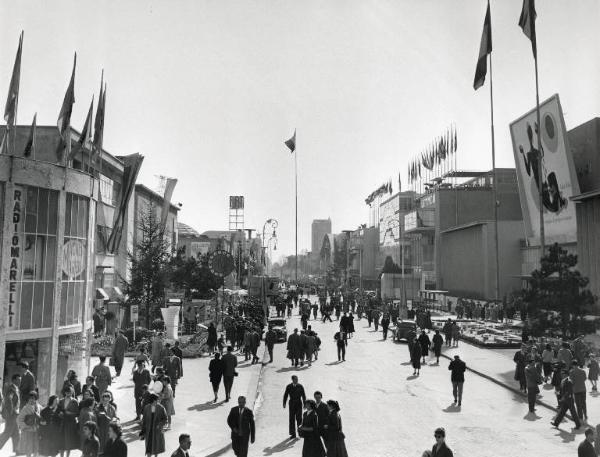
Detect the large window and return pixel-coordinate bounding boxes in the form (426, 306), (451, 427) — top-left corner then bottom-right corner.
(60, 193), (89, 327)
(17, 186), (59, 330)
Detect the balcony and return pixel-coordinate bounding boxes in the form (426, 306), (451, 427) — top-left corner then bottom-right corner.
(404, 208), (435, 233)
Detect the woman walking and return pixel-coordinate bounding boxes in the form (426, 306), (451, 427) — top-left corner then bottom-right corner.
(103, 423), (128, 457)
(418, 331), (431, 364)
(96, 392), (118, 452)
(18, 391), (42, 457)
(207, 323), (218, 353)
(140, 393), (167, 457)
(323, 400), (348, 457)
(588, 354), (599, 391)
(78, 398), (97, 447)
(81, 421), (100, 457)
(411, 339), (422, 376)
(299, 400), (325, 457)
(39, 395), (62, 457)
(432, 330), (443, 365)
(209, 353), (224, 403)
(160, 377), (175, 430)
(541, 344), (554, 383)
(58, 385), (80, 457)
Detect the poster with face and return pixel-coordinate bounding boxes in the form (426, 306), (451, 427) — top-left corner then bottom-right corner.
(509, 94), (580, 244)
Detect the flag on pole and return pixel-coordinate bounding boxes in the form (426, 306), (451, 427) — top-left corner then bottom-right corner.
(57, 53), (77, 161)
(69, 97), (93, 161)
(4, 32), (23, 127)
(93, 72), (105, 160)
(474, 1), (492, 90)
(23, 113), (36, 157)
(398, 172), (402, 192)
(519, 0), (537, 59)
(161, 177), (178, 229)
(284, 129), (296, 153)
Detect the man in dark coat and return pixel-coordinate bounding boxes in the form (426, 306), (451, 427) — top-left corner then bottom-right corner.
(170, 433), (192, 457)
(525, 359), (542, 413)
(222, 346), (238, 402)
(287, 329), (303, 367)
(418, 330), (431, 364)
(313, 391), (329, 440)
(227, 396), (255, 457)
(283, 375), (306, 438)
(432, 330), (444, 364)
(19, 362), (36, 407)
(163, 348), (182, 397)
(111, 330), (129, 377)
(171, 341), (184, 376)
(133, 360), (152, 421)
(381, 314), (390, 340)
(552, 370), (582, 429)
(249, 329), (261, 364)
(448, 355), (466, 406)
(513, 346), (528, 392)
(265, 326), (278, 363)
(577, 428), (596, 457)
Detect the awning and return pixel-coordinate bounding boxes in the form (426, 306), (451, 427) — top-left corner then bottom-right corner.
(96, 288), (109, 300)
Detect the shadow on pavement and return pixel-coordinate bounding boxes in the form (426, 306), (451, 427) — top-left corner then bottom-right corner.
(121, 421), (141, 444)
(262, 437), (299, 455)
(205, 443), (232, 457)
(406, 375), (419, 380)
(188, 400), (226, 412)
(325, 361), (343, 366)
(443, 404), (461, 413)
(523, 411), (542, 421)
(276, 366), (308, 373)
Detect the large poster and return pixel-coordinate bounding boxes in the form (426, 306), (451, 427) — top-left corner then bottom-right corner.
(509, 94), (579, 244)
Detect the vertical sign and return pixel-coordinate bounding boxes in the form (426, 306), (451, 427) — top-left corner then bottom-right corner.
(9, 186), (23, 329)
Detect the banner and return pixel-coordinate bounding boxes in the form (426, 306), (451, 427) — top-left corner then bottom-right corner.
(509, 94), (579, 244)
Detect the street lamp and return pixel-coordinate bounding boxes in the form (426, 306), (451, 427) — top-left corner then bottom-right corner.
(261, 218), (279, 270)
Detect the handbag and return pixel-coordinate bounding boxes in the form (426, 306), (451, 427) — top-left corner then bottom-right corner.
(234, 371), (239, 377)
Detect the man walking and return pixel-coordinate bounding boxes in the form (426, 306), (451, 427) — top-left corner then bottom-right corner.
(227, 396), (255, 457)
(381, 314), (390, 340)
(570, 360), (588, 422)
(222, 346), (238, 402)
(314, 391), (328, 441)
(552, 368), (582, 429)
(335, 330), (347, 362)
(287, 328), (303, 367)
(133, 360), (151, 421)
(525, 358), (542, 413)
(18, 362), (36, 407)
(111, 329), (129, 377)
(249, 328), (261, 364)
(91, 355), (112, 395)
(0, 374), (21, 452)
(265, 326), (277, 363)
(283, 375), (306, 438)
(164, 347), (182, 397)
(448, 355), (466, 406)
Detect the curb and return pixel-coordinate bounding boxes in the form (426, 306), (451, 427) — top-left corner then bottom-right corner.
(439, 351), (561, 415)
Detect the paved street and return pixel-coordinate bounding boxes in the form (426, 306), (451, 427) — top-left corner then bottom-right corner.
(252, 304), (585, 457)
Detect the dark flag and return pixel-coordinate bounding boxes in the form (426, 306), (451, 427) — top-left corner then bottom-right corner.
(93, 73), (106, 160)
(398, 172), (402, 192)
(284, 129), (296, 153)
(474, 1), (492, 90)
(69, 96), (93, 161)
(519, 0), (537, 59)
(57, 53), (77, 161)
(4, 32), (23, 127)
(23, 113), (37, 157)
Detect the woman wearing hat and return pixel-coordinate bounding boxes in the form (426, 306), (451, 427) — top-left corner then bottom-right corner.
(323, 400), (348, 457)
(299, 399), (325, 457)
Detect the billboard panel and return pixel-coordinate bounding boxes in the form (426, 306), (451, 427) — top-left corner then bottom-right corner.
(509, 94), (579, 244)
(229, 195), (244, 209)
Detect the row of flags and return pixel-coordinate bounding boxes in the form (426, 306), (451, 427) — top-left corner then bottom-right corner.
(2, 31), (107, 164)
(365, 180), (393, 205)
(408, 125), (458, 184)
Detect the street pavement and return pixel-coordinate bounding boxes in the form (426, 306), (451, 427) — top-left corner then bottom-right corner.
(252, 305), (587, 457)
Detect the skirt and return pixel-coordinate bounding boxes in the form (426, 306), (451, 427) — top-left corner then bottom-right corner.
(326, 438), (349, 457)
(20, 430), (39, 454)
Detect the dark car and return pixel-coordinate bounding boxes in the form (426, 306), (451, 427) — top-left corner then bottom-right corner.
(267, 318), (288, 342)
(393, 320), (418, 342)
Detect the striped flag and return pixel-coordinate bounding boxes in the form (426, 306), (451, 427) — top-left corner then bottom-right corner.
(474, 1), (492, 90)
(23, 113), (37, 157)
(4, 32), (23, 127)
(519, 0), (537, 59)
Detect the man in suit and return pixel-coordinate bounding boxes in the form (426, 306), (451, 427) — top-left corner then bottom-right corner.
(249, 329), (261, 364)
(552, 369), (582, 429)
(227, 396), (255, 457)
(163, 348), (182, 397)
(578, 428), (597, 457)
(19, 362), (37, 407)
(314, 391), (328, 440)
(287, 328), (302, 367)
(222, 346), (238, 402)
(283, 375), (306, 438)
(133, 360), (152, 421)
(448, 355), (466, 406)
(171, 433), (192, 457)
(265, 326), (277, 363)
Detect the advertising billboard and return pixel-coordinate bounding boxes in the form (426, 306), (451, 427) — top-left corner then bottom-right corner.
(229, 195), (244, 210)
(509, 94), (580, 244)
(379, 195), (400, 246)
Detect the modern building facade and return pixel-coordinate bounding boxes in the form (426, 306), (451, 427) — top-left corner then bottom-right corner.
(311, 218), (331, 255)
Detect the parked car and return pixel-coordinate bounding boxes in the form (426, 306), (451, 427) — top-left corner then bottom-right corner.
(393, 320), (417, 342)
(267, 318), (288, 342)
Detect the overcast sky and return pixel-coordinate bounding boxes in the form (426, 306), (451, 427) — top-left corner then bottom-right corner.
(2, 0), (599, 258)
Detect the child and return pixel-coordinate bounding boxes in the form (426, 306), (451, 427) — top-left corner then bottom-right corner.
(160, 376), (175, 430)
(588, 354), (599, 392)
(217, 335), (226, 354)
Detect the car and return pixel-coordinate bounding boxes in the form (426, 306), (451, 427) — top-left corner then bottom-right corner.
(393, 320), (418, 342)
(267, 318), (288, 342)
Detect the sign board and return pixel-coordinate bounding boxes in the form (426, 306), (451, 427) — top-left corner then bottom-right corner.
(8, 186), (23, 329)
(229, 196), (244, 210)
(509, 94), (580, 244)
(130, 305), (139, 322)
(209, 250), (235, 277)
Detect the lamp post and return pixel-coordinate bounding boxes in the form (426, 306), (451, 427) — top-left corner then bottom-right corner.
(261, 219), (278, 316)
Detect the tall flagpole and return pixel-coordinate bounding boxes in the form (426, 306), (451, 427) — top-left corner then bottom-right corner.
(295, 134), (298, 283)
(489, 51), (500, 302)
(534, 55), (544, 259)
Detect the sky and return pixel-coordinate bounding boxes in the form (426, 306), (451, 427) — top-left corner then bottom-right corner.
(2, 1), (599, 259)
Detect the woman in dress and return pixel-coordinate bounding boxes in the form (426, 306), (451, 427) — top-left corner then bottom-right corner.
(103, 423), (128, 457)
(63, 370), (82, 398)
(140, 393), (167, 457)
(160, 376), (175, 430)
(96, 391), (118, 452)
(39, 395), (62, 457)
(17, 391), (42, 457)
(81, 421), (100, 457)
(323, 400), (348, 457)
(78, 398), (97, 447)
(299, 399), (325, 457)
(588, 354), (599, 392)
(411, 338), (422, 376)
(209, 352), (224, 403)
(58, 385), (80, 457)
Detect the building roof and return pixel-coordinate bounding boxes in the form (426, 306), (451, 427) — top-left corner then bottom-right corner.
(177, 222), (201, 237)
(201, 230), (235, 239)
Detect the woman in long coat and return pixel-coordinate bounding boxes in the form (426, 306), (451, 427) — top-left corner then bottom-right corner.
(140, 393), (167, 457)
(17, 391), (42, 457)
(411, 339), (422, 376)
(418, 331), (431, 364)
(96, 392), (118, 452)
(58, 385), (80, 455)
(39, 395), (62, 457)
(208, 352), (224, 403)
(323, 400), (348, 457)
(300, 400), (325, 457)
(207, 323), (218, 352)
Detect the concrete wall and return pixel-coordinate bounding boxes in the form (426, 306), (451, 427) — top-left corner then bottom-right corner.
(576, 197), (600, 309)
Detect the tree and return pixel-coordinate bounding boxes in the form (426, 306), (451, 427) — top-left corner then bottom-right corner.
(381, 255), (401, 274)
(522, 243), (596, 337)
(170, 247), (222, 299)
(123, 204), (173, 328)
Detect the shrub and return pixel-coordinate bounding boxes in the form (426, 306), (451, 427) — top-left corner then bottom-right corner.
(123, 326), (154, 344)
(151, 318), (165, 331)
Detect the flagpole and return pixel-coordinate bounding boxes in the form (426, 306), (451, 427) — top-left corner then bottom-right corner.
(489, 52), (500, 303)
(294, 139), (298, 283)
(534, 55), (544, 259)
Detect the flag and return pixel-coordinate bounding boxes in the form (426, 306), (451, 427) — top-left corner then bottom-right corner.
(4, 32), (23, 126)
(69, 96), (93, 162)
(454, 126), (458, 153)
(284, 129), (296, 153)
(161, 177), (178, 229)
(23, 113), (36, 157)
(398, 172), (402, 192)
(57, 53), (77, 161)
(93, 72), (105, 159)
(474, 1), (492, 90)
(519, 0), (537, 59)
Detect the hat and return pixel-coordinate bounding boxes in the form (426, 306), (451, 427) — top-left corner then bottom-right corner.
(19, 362), (29, 369)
